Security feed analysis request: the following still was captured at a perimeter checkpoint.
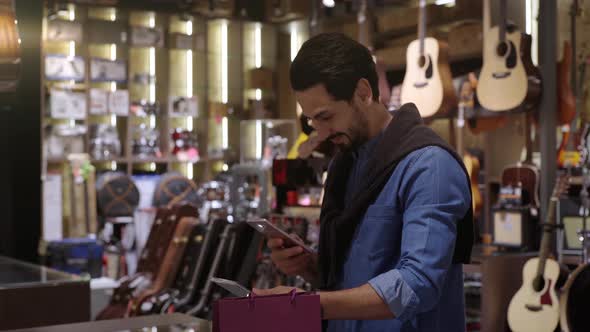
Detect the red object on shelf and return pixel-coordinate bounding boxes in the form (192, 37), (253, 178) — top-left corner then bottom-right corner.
(286, 191), (298, 206)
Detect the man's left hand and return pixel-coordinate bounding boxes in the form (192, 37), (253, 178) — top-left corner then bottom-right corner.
(252, 286), (305, 296)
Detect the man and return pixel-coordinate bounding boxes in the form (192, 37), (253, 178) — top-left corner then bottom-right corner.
(254, 33), (473, 332)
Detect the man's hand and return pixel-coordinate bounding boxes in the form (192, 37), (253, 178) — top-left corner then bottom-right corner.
(253, 284), (395, 321)
(267, 237), (318, 280)
(252, 285), (305, 296)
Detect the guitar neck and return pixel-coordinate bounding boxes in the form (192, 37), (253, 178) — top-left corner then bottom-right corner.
(483, 0), (491, 39)
(524, 113), (533, 164)
(418, 0), (426, 55)
(499, 0), (507, 42)
(456, 105), (466, 156)
(357, 0), (370, 49)
(535, 197), (557, 278)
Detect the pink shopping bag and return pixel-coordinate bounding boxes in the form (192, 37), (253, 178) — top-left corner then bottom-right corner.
(213, 290), (322, 332)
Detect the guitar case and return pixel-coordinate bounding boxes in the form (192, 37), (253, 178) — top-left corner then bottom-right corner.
(560, 263), (590, 332)
(164, 218), (228, 314)
(128, 215), (198, 316)
(184, 222), (234, 318)
(96, 205), (191, 320)
(95, 207), (172, 320)
(184, 221), (263, 319)
(219, 221), (263, 285)
(96, 171), (140, 218)
(153, 172), (202, 208)
(134, 223), (208, 316)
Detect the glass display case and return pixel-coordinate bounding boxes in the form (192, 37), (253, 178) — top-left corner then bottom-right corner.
(9, 312), (209, 332)
(0, 255), (90, 330)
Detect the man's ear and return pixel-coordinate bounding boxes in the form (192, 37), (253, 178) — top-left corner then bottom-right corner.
(355, 78), (373, 106)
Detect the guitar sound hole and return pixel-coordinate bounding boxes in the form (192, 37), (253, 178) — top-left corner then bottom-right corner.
(418, 55), (426, 68)
(533, 275), (545, 292)
(496, 42), (508, 57)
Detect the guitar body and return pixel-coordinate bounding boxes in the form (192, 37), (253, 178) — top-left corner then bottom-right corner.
(558, 41), (575, 125)
(477, 26), (528, 112)
(401, 37), (456, 118)
(560, 263), (590, 332)
(520, 33), (542, 112)
(463, 153), (482, 216)
(501, 163), (540, 208)
(508, 257), (561, 332)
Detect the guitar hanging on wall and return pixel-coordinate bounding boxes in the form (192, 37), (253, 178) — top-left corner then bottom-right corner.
(477, 0), (540, 113)
(0, 0), (21, 93)
(400, 0), (456, 118)
(507, 176), (569, 332)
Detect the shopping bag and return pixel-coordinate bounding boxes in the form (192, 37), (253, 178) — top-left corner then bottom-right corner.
(213, 290), (321, 332)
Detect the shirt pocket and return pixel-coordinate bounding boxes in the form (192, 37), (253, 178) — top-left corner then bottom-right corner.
(355, 204), (402, 260)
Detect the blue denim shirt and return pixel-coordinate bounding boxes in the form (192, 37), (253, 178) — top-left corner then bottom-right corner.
(327, 144), (469, 332)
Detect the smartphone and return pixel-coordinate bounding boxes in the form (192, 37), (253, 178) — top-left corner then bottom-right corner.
(210, 277), (250, 297)
(246, 218), (316, 253)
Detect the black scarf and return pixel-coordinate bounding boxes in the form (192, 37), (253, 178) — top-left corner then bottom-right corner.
(318, 103), (474, 290)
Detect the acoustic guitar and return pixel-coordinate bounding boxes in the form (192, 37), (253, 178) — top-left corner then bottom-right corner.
(501, 113), (540, 209)
(0, 0), (21, 93)
(507, 175), (569, 332)
(558, 41), (576, 126)
(557, 0), (585, 168)
(560, 132), (590, 332)
(400, 0), (456, 118)
(477, 0), (537, 112)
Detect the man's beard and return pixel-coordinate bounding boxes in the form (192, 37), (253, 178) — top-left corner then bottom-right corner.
(327, 109), (369, 153)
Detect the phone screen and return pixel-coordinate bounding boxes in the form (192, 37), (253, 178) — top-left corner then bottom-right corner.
(210, 277), (250, 297)
(246, 219), (315, 253)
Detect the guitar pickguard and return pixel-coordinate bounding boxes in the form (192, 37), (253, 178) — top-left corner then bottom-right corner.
(540, 279), (553, 306)
(425, 55), (433, 79)
(413, 55), (434, 89)
(506, 41), (517, 69)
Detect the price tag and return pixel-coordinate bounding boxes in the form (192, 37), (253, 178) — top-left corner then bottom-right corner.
(90, 88), (108, 115)
(90, 58), (127, 82)
(109, 90), (129, 116)
(50, 89), (86, 119)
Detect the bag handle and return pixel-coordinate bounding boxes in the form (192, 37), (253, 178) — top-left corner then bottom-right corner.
(247, 289), (301, 309)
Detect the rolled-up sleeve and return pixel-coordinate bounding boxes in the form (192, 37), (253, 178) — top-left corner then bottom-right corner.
(367, 147), (470, 322)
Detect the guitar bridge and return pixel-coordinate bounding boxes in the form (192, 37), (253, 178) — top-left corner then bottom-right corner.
(413, 82), (428, 88)
(525, 304), (542, 312)
(492, 72), (511, 79)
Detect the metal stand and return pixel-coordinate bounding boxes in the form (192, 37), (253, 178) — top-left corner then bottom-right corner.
(581, 170), (589, 263)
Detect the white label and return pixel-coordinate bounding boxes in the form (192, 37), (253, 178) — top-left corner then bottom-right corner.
(50, 89), (87, 119)
(45, 55), (85, 81)
(43, 174), (63, 241)
(47, 20), (83, 42)
(130, 26), (164, 47)
(89, 88), (109, 115)
(109, 90), (129, 116)
(90, 58), (127, 82)
(168, 95), (198, 117)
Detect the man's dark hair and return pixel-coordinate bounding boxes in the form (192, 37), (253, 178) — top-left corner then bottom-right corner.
(290, 32), (379, 102)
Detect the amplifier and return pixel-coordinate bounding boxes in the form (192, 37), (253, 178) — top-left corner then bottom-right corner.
(557, 197), (589, 255)
(491, 206), (538, 251)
